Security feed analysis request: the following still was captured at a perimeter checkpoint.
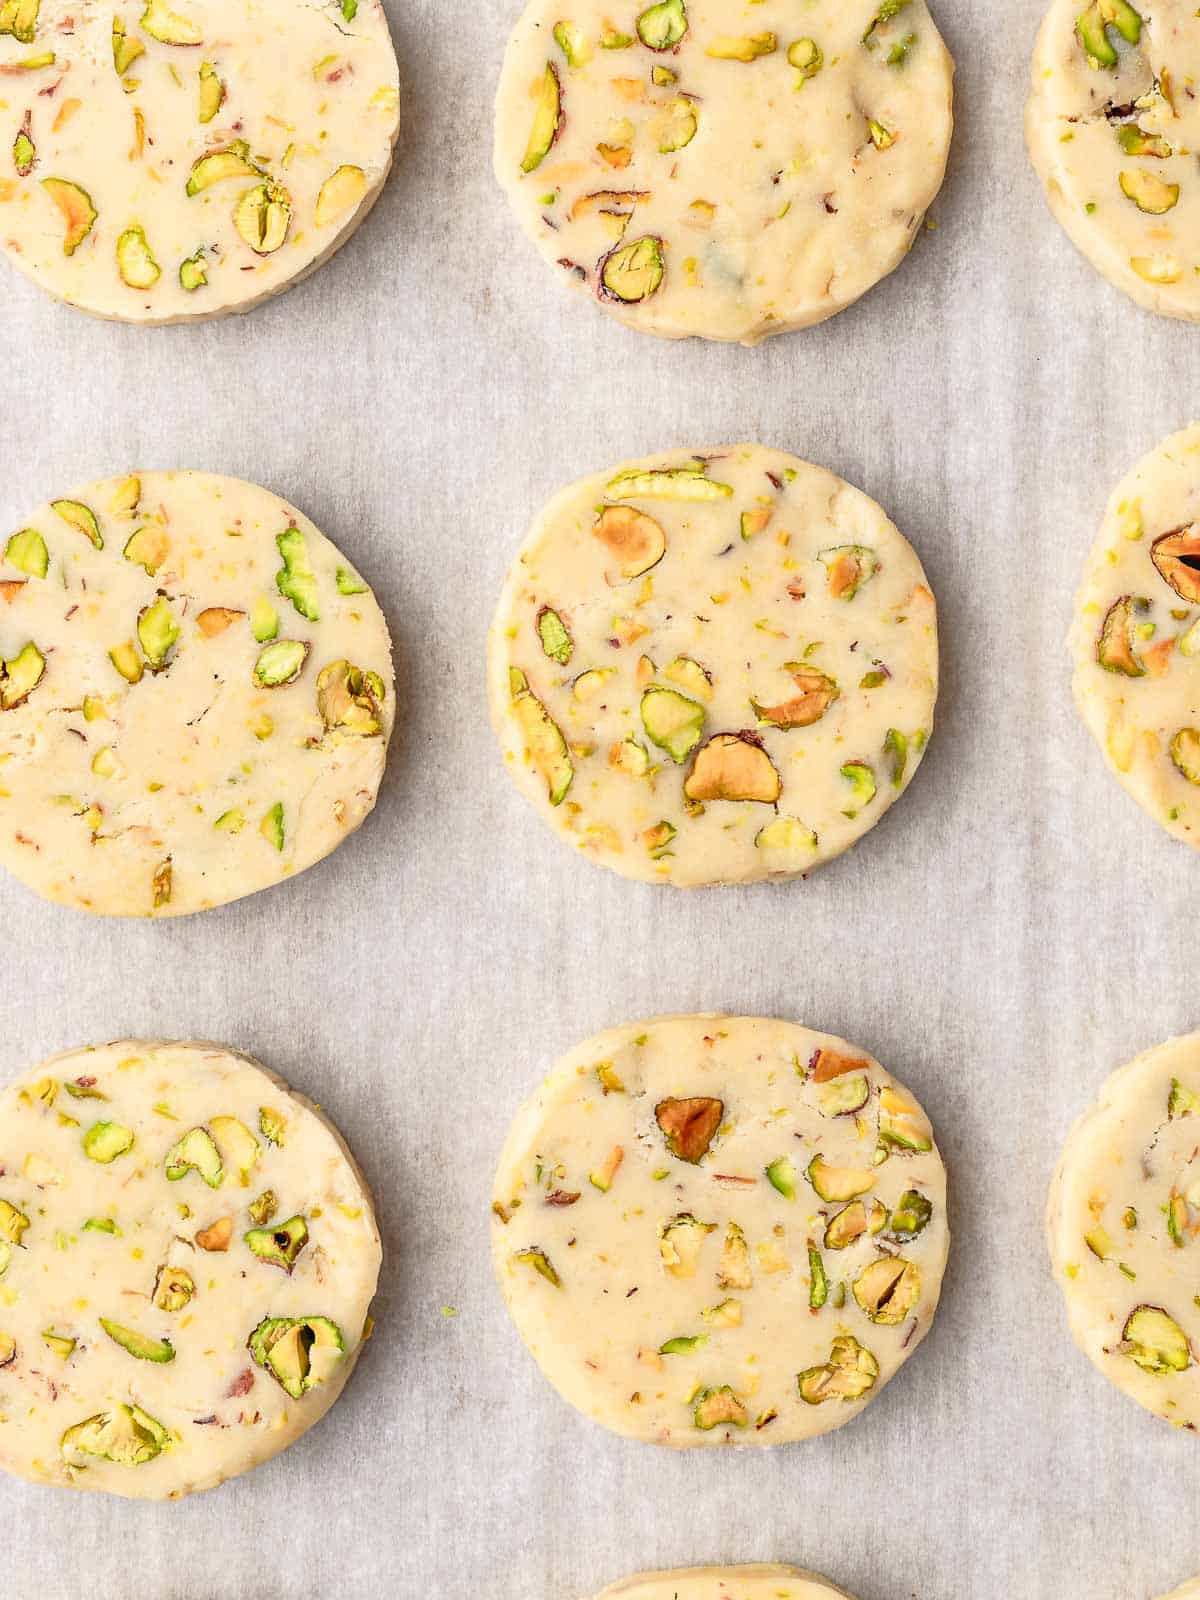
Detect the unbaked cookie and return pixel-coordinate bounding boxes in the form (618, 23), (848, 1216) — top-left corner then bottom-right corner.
(492, 1015), (949, 1447)
(1027, 0), (1200, 319)
(0, 470), (393, 916)
(1048, 1030), (1200, 1428)
(1069, 423), (1200, 850)
(0, 1039), (381, 1498)
(494, 0), (954, 344)
(489, 445), (937, 887)
(0, 0), (399, 322)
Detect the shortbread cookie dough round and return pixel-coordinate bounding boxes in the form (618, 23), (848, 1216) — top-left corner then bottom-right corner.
(0, 0), (399, 324)
(489, 445), (937, 888)
(0, 1039), (381, 1498)
(1027, 0), (1200, 320)
(592, 1568), (857, 1600)
(493, 1015), (949, 1448)
(1158, 1583), (1200, 1600)
(1048, 1031), (1200, 1428)
(0, 470), (393, 916)
(1069, 424), (1200, 850)
(494, 0), (954, 344)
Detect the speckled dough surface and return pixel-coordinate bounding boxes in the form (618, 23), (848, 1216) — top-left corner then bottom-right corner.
(1069, 424), (1200, 851)
(0, 470), (393, 917)
(1048, 1031), (1200, 1429)
(0, 1039), (381, 1499)
(0, 0), (399, 323)
(1027, 0), (1200, 320)
(494, 0), (954, 344)
(489, 445), (937, 888)
(591, 1567), (857, 1600)
(492, 1015), (949, 1448)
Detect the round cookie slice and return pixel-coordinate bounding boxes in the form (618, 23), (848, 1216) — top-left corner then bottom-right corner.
(0, 1039), (381, 1499)
(1048, 1031), (1200, 1429)
(591, 1568), (857, 1600)
(1027, 0), (1200, 320)
(494, 0), (954, 344)
(492, 1015), (949, 1448)
(0, 0), (399, 323)
(489, 445), (938, 888)
(0, 471), (393, 917)
(1069, 423), (1200, 851)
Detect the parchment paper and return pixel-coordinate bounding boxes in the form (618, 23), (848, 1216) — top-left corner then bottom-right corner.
(1, 2), (1197, 1596)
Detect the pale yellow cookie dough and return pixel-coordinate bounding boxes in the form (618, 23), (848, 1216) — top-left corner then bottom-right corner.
(489, 445), (938, 888)
(1158, 1583), (1200, 1600)
(1048, 1031), (1200, 1428)
(0, 470), (393, 917)
(1069, 423), (1200, 850)
(0, 0), (399, 323)
(591, 1568), (857, 1600)
(493, 1015), (949, 1448)
(1027, 0), (1200, 319)
(494, 0), (954, 344)
(0, 1039), (381, 1499)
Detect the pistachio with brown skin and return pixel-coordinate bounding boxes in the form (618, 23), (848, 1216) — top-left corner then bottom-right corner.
(655, 1096), (723, 1162)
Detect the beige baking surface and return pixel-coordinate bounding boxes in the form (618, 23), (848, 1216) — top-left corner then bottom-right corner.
(0, 0), (1196, 1595)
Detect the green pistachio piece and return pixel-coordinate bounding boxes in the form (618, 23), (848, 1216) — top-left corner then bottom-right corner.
(513, 1247), (560, 1287)
(607, 464), (732, 502)
(659, 1212), (717, 1276)
(164, 1127), (223, 1187)
(12, 116), (34, 177)
(198, 60), (224, 122)
(275, 528), (319, 621)
(659, 1333), (707, 1354)
(5, 528), (47, 579)
(1120, 169), (1179, 214)
(233, 179), (291, 255)
(52, 498), (102, 548)
(637, 0), (687, 51)
(100, 1319), (174, 1363)
(706, 32), (775, 61)
(537, 606), (573, 664)
(521, 62), (563, 173)
(1122, 1305), (1190, 1373)
(250, 595), (279, 643)
(818, 1073), (870, 1117)
(659, 95), (698, 152)
(185, 140), (260, 195)
(140, 0), (201, 44)
(640, 685), (705, 763)
(260, 802), (285, 852)
(245, 1214), (308, 1272)
(246, 1315), (343, 1399)
(598, 235), (666, 303)
(600, 24), (633, 47)
(82, 1217), (118, 1235)
(152, 1264), (195, 1311)
(883, 728), (908, 787)
(868, 118), (896, 150)
(692, 1385), (747, 1430)
(259, 1106), (286, 1146)
(248, 1190), (278, 1226)
(808, 1245), (829, 1308)
(889, 1190), (933, 1236)
(1097, 595), (1148, 675)
(61, 1404), (169, 1467)
(1076, 0), (1142, 70)
(1151, 529), (1200, 603)
(0, 0), (39, 44)
(1117, 124), (1171, 158)
(253, 639), (309, 688)
(798, 1335), (879, 1403)
(317, 659), (386, 735)
(766, 1156), (796, 1199)
(820, 544), (879, 599)
(335, 567), (368, 596)
(863, 0), (912, 43)
(179, 249), (207, 291)
(122, 525), (168, 575)
(509, 667), (573, 804)
(807, 1154), (875, 1203)
(82, 1121), (133, 1163)
(109, 641), (143, 685)
(853, 1255), (921, 1324)
(840, 760), (877, 816)
(112, 18), (145, 74)
(593, 503), (667, 578)
(1170, 730), (1200, 786)
(0, 1199), (30, 1244)
(788, 37), (822, 80)
(755, 816), (817, 854)
(116, 225), (160, 290)
(136, 597), (179, 670)
(1171, 1077), (1200, 1118)
(553, 20), (590, 66)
